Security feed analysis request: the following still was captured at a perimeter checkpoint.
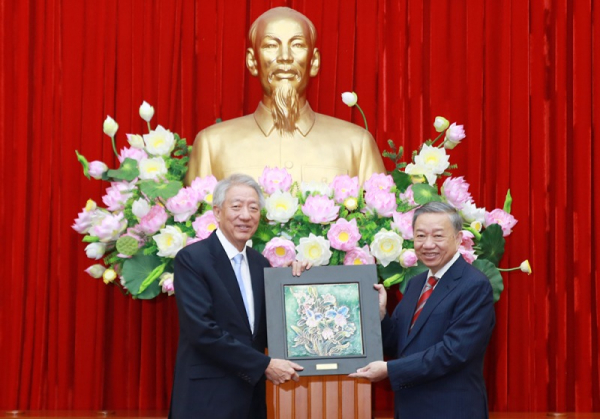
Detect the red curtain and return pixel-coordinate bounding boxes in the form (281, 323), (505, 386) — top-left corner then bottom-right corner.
(1, 0), (599, 412)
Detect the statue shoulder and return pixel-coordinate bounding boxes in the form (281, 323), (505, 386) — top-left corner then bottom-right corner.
(314, 112), (375, 140)
(197, 114), (257, 139)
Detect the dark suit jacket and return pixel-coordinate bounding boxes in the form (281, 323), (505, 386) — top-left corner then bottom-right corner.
(169, 231), (271, 419)
(382, 255), (496, 419)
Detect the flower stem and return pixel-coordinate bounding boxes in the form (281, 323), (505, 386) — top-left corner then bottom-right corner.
(431, 132), (445, 147)
(147, 121), (152, 133)
(498, 267), (520, 272)
(355, 104), (369, 132)
(111, 136), (119, 158)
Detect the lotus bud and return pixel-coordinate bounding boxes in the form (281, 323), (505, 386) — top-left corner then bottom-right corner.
(88, 161), (108, 180)
(127, 133), (145, 149)
(103, 116), (119, 137)
(341, 92), (358, 107)
(139, 101), (155, 122)
(85, 264), (106, 278)
(433, 116), (450, 132)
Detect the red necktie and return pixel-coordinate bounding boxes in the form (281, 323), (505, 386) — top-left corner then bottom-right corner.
(410, 276), (438, 330)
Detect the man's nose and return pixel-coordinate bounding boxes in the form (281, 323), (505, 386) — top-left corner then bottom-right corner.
(422, 236), (436, 247)
(239, 206), (251, 219)
(277, 44), (292, 62)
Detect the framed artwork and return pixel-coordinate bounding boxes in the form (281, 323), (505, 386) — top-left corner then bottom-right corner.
(264, 265), (383, 376)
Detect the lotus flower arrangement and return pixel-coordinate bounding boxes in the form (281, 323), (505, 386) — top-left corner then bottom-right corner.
(73, 99), (528, 301)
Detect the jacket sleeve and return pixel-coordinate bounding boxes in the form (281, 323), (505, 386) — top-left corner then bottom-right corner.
(386, 276), (495, 390)
(173, 246), (271, 386)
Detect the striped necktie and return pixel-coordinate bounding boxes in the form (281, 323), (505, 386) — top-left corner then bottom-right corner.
(410, 276), (438, 330)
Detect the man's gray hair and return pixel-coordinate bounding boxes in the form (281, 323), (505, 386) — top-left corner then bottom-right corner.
(212, 174), (265, 209)
(248, 7), (317, 48)
(412, 201), (463, 234)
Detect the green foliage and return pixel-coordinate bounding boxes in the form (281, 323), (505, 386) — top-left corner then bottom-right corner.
(412, 183), (443, 204)
(116, 236), (139, 256)
(399, 261), (429, 294)
(139, 179), (183, 200)
(391, 170), (413, 194)
(503, 189), (513, 214)
(473, 259), (504, 302)
(75, 150), (90, 179)
(121, 254), (164, 299)
(106, 158), (139, 182)
(477, 224), (506, 266)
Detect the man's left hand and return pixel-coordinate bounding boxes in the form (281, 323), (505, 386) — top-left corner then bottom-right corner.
(348, 361), (388, 382)
(283, 260), (312, 276)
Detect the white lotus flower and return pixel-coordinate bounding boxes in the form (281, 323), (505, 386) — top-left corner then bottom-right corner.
(103, 116), (119, 137)
(370, 229), (404, 267)
(143, 125), (175, 156)
(300, 181), (332, 197)
(265, 190), (299, 223)
(138, 157), (167, 180)
(139, 101), (155, 122)
(132, 198), (151, 218)
(153, 226), (187, 258)
(460, 201), (486, 224)
(85, 242), (107, 260)
(296, 233), (332, 266)
(414, 144), (450, 177)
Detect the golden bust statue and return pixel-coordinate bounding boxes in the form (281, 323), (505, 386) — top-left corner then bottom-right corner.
(185, 7), (385, 185)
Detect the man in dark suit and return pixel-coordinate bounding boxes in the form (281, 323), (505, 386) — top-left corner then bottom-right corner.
(350, 201), (496, 418)
(169, 174), (304, 419)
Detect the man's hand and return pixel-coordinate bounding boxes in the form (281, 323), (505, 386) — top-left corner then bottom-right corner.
(348, 361), (388, 382)
(374, 284), (387, 320)
(282, 260), (312, 276)
(265, 358), (304, 385)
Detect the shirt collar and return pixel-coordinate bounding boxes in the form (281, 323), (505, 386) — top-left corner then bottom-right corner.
(216, 229), (248, 261)
(253, 101), (316, 137)
(427, 251), (461, 280)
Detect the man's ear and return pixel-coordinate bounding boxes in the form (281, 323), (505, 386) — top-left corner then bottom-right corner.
(246, 48), (258, 77)
(309, 48), (320, 77)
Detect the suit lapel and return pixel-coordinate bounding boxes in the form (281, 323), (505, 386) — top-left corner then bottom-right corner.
(209, 233), (252, 332)
(247, 250), (264, 336)
(402, 257), (466, 349)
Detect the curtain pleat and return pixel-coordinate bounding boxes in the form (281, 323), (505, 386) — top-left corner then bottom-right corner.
(1, 0), (599, 412)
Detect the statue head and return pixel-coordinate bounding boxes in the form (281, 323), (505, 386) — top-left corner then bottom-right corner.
(246, 7), (321, 134)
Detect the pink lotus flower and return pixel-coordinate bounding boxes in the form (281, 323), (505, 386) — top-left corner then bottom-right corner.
(137, 205), (168, 235)
(301, 195), (340, 224)
(262, 237), (296, 267)
(118, 146), (148, 163)
(72, 209), (94, 234)
(442, 177), (472, 210)
(89, 213), (127, 242)
(192, 210), (219, 240)
(460, 247), (477, 264)
(485, 208), (518, 237)
(331, 175), (360, 204)
(399, 249), (418, 268)
(88, 161), (108, 179)
(444, 123), (466, 149)
(460, 230), (475, 250)
(166, 187), (200, 222)
(398, 185), (416, 206)
(391, 210), (415, 240)
(343, 245), (375, 265)
(258, 167), (293, 194)
(363, 173), (394, 193)
(190, 175), (218, 202)
(364, 190), (397, 217)
(102, 181), (136, 211)
(327, 218), (361, 251)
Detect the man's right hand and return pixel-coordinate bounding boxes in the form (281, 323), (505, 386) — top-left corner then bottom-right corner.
(265, 358), (304, 385)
